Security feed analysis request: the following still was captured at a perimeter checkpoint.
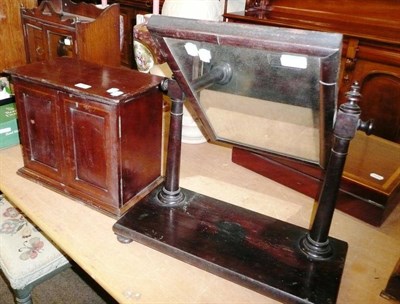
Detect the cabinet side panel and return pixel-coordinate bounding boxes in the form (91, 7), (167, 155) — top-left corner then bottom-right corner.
(121, 89), (163, 203)
(76, 4), (121, 66)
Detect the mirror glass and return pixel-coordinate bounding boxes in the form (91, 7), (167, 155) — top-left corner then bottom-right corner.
(166, 38), (321, 163)
(147, 16), (342, 167)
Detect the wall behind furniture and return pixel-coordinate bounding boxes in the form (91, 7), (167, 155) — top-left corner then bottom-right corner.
(0, 0), (37, 72)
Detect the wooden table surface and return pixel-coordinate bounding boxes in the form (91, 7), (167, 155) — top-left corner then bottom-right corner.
(0, 143), (399, 304)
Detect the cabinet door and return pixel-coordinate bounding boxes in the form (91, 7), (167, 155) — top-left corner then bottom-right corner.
(14, 82), (65, 181)
(23, 22), (47, 63)
(61, 93), (120, 205)
(23, 21), (76, 63)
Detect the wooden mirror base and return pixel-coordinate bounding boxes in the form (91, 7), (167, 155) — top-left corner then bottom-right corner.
(113, 184), (348, 304)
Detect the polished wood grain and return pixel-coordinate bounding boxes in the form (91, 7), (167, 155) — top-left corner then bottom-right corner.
(108, 0), (165, 67)
(21, 0), (121, 67)
(114, 184), (348, 303)
(232, 132), (400, 226)
(229, 0), (400, 44)
(0, 0), (37, 71)
(6, 57), (164, 216)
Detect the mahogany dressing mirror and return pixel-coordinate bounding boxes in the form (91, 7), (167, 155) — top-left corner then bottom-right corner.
(113, 16), (373, 304)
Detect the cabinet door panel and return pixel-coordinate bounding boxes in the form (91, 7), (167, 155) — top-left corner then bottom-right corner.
(360, 72), (400, 143)
(24, 23), (47, 63)
(62, 94), (119, 204)
(14, 83), (64, 181)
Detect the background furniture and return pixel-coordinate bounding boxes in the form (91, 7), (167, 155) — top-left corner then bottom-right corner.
(0, 143), (399, 303)
(224, 0), (400, 143)
(0, 95), (19, 149)
(232, 132), (400, 226)
(109, 0), (165, 67)
(21, 0), (121, 67)
(0, 0), (37, 72)
(6, 58), (164, 217)
(0, 194), (70, 304)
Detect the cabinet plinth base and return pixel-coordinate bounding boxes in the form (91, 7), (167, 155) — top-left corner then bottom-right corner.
(113, 185), (348, 304)
(17, 166), (163, 219)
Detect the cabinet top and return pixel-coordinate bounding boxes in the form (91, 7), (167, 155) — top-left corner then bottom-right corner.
(6, 58), (162, 103)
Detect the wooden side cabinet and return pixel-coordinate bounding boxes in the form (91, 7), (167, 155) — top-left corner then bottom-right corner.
(21, 0), (121, 67)
(6, 58), (164, 217)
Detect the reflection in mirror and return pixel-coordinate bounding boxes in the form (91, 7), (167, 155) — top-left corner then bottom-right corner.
(166, 38), (322, 164)
(148, 16), (342, 168)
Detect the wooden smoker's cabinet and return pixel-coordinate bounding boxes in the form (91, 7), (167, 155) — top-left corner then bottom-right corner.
(6, 58), (163, 217)
(224, 0), (400, 143)
(21, 0), (121, 67)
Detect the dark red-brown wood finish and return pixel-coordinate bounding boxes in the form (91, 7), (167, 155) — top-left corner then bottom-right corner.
(113, 15), (364, 304)
(108, 0), (165, 67)
(232, 131), (400, 227)
(21, 0), (121, 67)
(7, 58), (164, 217)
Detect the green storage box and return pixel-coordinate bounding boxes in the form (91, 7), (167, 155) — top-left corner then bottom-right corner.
(0, 97), (20, 149)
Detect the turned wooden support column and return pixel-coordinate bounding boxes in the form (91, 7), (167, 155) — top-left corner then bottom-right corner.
(300, 82), (373, 259)
(158, 78), (186, 205)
